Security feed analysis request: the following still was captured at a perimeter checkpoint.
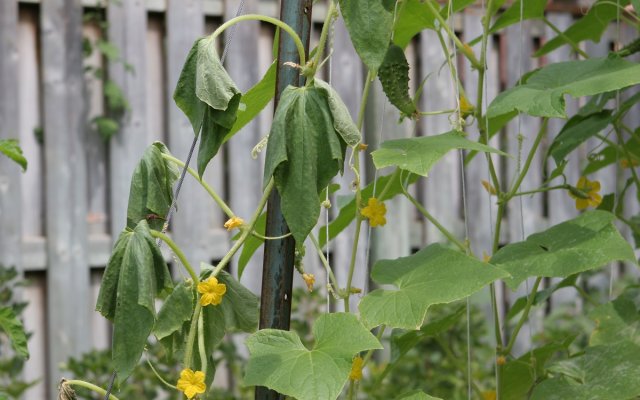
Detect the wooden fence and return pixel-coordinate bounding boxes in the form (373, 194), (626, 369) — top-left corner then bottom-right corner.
(0, 0), (638, 398)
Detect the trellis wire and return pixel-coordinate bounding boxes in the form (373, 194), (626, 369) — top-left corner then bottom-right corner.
(106, 1), (246, 397)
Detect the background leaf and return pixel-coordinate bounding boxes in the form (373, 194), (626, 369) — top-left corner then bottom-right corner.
(489, 0), (546, 33)
(589, 287), (640, 346)
(244, 313), (381, 400)
(0, 306), (29, 359)
(487, 57), (640, 118)
(0, 139), (27, 171)
(359, 244), (508, 329)
(548, 110), (612, 164)
(490, 211), (636, 289)
(372, 131), (507, 177)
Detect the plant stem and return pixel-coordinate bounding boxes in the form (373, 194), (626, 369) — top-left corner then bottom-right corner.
(198, 308), (207, 375)
(509, 184), (569, 198)
(504, 277), (542, 355)
(212, 14), (306, 65)
(505, 119), (548, 200)
(62, 380), (120, 400)
(146, 356), (178, 390)
(573, 284), (599, 306)
(344, 215), (363, 313)
(251, 231), (292, 240)
(543, 18), (590, 59)
(419, 108), (457, 116)
(162, 153), (235, 219)
(308, 0), (337, 79)
(211, 178), (275, 277)
(309, 233), (341, 292)
(402, 186), (467, 253)
(150, 230), (199, 284)
(183, 302), (202, 368)
(425, 0), (483, 70)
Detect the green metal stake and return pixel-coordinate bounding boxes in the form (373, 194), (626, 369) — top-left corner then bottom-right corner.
(256, 0), (312, 399)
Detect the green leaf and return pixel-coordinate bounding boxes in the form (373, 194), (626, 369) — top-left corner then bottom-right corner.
(104, 79), (128, 113)
(153, 280), (194, 341)
(263, 84), (348, 244)
(0, 139), (27, 171)
(126, 142), (180, 231)
(95, 221), (173, 382)
(378, 44), (417, 117)
(195, 36), (240, 110)
(197, 93), (241, 177)
(489, 0), (546, 33)
(488, 57), (640, 119)
(244, 313), (381, 400)
(0, 306), (29, 359)
(318, 172), (419, 248)
(584, 135), (640, 175)
(396, 391), (443, 400)
(372, 130), (508, 177)
(490, 211), (636, 289)
(548, 110), (612, 164)
(314, 79), (361, 147)
(535, 0), (629, 57)
(506, 274), (578, 320)
(338, 0), (393, 71)
(96, 39), (120, 61)
(359, 244), (508, 329)
(227, 61), (276, 139)
(589, 287), (640, 346)
(531, 341), (640, 400)
(91, 116), (120, 140)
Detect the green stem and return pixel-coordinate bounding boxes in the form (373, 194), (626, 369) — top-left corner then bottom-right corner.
(309, 233), (341, 292)
(509, 184), (569, 198)
(62, 380), (120, 400)
(506, 119), (548, 200)
(543, 18), (590, 59)
(402, 186), (467, 253)
(362, 325), (386, 366)
(146, 357), (177, 390)
(573, 284), (599, 307)
(212, 14), (306, 65)
(344, 216), (363, 313)
(150, 230), (199, 284)
(251, 231), (292, 240)
(184, 302), (203, 368)
(504, 277), (542, 355)
(211, 178), (275, 278)
(419, 108), (457, 116)
(162, 153), (235, 219)
(308, 0), (337, 79)
(425, 0), (483, 70)
(198, 308), (207, 375)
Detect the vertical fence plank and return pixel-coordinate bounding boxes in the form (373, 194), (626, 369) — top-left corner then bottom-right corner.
(224, 0), (265, 293)
(166, 0), (210, 274)
(40, 0), (91, 395)
(108, 0), (148, 236)
(22, 273), (48, 399)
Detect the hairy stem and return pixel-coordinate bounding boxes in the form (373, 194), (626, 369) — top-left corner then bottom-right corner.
(62, 380), (120, 400)
(150, 230), (199, 284)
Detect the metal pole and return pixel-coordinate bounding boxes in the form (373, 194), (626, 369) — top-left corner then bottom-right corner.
(256, 0), (312, 399)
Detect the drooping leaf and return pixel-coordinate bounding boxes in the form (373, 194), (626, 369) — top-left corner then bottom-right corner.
(589, 287), (640, 346)
(338, 0), (394, 71)
(372, 131), (508, 177)
(126, 142), (180, 231)
(548, 110), (612, 164)
(244, 313), (382, 400)
(490, 211), (636, 289)
(378, 44), (417, 117)
(314, 79), (361, 147)
(263, 84), (348, 244)
(153, 279), (194, 342)
(197, 93), (241, 177)
(0, 139), (27, 171)
(396, 391), (443, 400)
(359, 244), (508, 329)
(535, 0), (630, 57)
(531, 341), (640, 400)
(227, 61), (277, 139)
(95, 221), (173, 382)
(487, 57), (640, 119)
(0, 306), (29, 359)
(318, 172), (419, 248)
(489, 0), (547, 33)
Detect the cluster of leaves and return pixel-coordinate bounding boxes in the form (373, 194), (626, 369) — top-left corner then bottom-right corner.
(0, 139), (27, 171)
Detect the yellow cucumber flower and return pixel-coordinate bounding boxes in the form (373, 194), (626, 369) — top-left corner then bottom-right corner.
(361, 197), (387, 227)
(349, 356), (364, 381)
(568, 176), (602, 210)
(224, 216), (244, 231)
(197, 276), (227, 306)
(176, 368), (206, 399)
(302, 273), (315, 292)
(481, 180), (497, 195)
(459, 94), (475, 118)
(482, 390), (497, 400)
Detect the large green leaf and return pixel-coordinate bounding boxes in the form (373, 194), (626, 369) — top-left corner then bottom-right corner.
(227, 61), (276, 139)
(359, 244), (508, 329)
(244, 313), (381, 400)
(173, 37), (241, 177)
(487, 57), (640, 119)
(548, 110), (612, 164)
(372, 131), (507, 177)
(489, 0), (546, 33)
(338, 0), (393, 71)
(95, 221), (173, 382)
(535, 0), (629, 57)
(126, 142), (180, 231)
(318, 172), (419, 248)
(589, 287), (640, 346)
(153, 279), (194, 343)
(0, 306), (29, 359)
(0, 139), (27, 171)
(531, 341), (640, 400)
(263, 84), (349, 244)
(490, 211), (636, 289)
